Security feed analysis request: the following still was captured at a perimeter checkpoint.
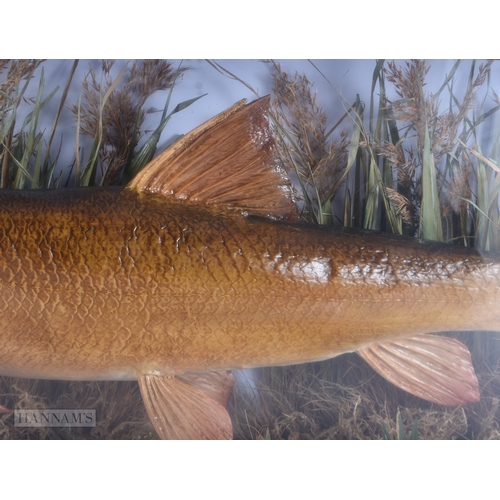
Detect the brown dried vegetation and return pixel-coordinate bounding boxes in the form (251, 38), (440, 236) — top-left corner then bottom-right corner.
(381, 59), (495, 235)
(270, 61), (349, 224)
(69, 60), (185, 185)
(0, 378), (154, 439)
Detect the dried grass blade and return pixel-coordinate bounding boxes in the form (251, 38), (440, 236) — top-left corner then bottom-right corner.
(44, 59), (79, 172)
(458, 138), (500, 174)
(206, 60), (260, 98)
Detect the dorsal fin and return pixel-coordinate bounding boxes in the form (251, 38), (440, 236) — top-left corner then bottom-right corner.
(127, 96), (298, 222)
(358, 334), (480, 406)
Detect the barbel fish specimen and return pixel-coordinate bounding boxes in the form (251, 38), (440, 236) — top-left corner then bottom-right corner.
(0, 97), (494, 439)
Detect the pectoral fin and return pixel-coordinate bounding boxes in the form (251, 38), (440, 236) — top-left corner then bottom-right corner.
(138, 370), (234, 440)
(358, 334), (479, 405)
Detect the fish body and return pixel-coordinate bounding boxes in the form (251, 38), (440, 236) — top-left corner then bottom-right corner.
(1, 187), (499, 379)
(0, 97), (496, 438)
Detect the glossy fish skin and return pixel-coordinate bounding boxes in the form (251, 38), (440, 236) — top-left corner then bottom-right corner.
(1, 185), (499, 382)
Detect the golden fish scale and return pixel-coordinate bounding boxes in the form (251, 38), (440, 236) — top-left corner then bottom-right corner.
(1, 187), (500, 381)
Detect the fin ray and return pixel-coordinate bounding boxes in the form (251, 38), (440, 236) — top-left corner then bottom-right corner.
(177, 370), (234, 408)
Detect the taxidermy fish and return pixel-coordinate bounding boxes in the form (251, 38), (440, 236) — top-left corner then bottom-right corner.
(0, 97), (497, 439)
